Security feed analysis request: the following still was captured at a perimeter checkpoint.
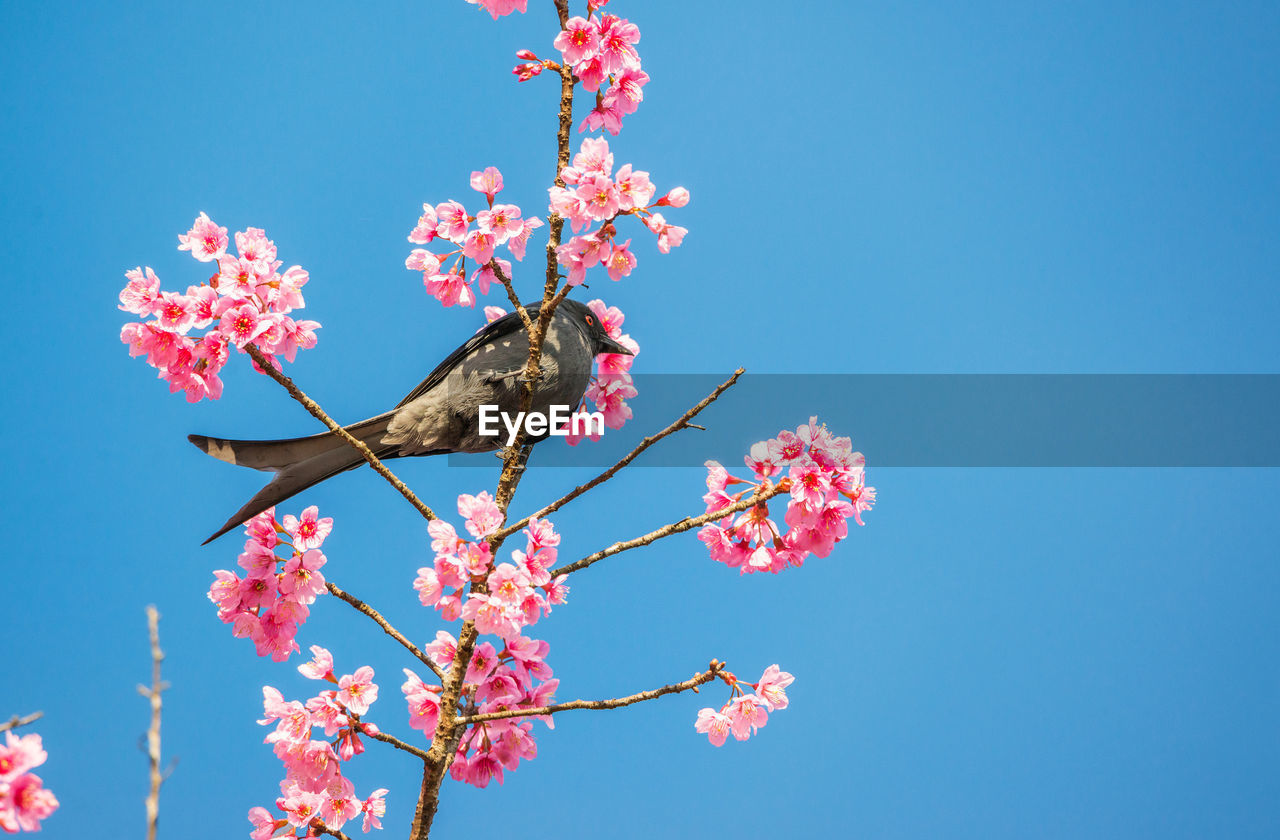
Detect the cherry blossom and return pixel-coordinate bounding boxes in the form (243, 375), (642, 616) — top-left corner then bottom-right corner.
(208, 506), (333, 662)
(0, 730), (58, 832)
(697, 418), (876, 575)
(120, 215), (319, 402)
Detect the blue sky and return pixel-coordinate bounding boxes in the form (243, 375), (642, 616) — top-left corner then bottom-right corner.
(2, 1), (1278, 837)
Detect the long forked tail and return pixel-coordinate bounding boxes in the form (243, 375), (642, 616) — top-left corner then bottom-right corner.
(189, 414), (395, 545)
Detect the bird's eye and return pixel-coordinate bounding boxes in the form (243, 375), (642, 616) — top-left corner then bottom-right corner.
(585, 315), (594, 326)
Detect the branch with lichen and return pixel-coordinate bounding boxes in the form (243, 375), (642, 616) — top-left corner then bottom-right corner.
(457, 661), (727, 726)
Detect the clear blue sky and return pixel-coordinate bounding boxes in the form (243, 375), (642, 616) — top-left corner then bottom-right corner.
(2, 1), (1278, 837)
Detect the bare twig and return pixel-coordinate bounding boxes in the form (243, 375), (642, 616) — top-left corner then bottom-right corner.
(495, 369), (746, 539)
(551, 482), (787, 578)
(314, 825), (354, 840)
(138, 606), (167, 840)
(488, 260), (533, 330)
(0, 711), (42, 734)
(457, 661), (726, 726)
(359, 723), (432, 763)
(326, 582), (446, 681)
(243, 343), (437, 523)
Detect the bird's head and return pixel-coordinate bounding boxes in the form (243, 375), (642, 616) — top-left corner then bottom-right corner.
(561, 298), (634, 357)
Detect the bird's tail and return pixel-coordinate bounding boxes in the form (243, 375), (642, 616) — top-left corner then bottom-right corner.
(189, 413), (395, 545)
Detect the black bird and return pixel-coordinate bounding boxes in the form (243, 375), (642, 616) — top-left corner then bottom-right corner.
(189, 298), (632, 544)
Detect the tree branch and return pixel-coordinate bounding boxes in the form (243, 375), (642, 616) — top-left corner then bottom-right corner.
(315, 825), (354, 840)
(0, 711), (43, 734)
(138, 605), (167, 840)
(243, 343), (437, 523)
(495, 368), (746, 540)
(457, 661), (726, 726)
(359, 723), (432, 763)
(412, 3), (577, 836)
(551, 482), (787, 577)
(488, 260), (533, 331)
(326, 581), (445, 681)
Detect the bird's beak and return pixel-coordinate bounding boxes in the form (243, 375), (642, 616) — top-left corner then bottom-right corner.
(597, 335), (634, 356)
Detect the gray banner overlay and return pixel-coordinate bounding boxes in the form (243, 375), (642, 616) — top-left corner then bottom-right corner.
(446, 374), (1280, 468)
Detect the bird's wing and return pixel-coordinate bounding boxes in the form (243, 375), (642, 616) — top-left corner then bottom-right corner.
(394, 303), (543, 409)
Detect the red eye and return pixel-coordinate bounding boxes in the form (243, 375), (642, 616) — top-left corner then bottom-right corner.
(585, 315), (594, 326)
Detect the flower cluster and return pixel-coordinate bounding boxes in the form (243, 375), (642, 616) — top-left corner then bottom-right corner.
(558, 11), (646, 135)
(0, 731), (58, 833)
(414, 493), (567, 637)
(551, 138), (688, 286)
(407, 630), (558, 789)
(119, 214), (319, 402)
(208, 506), (332, 662)
(247, 648), (388, 837)
(695, 665), (794, 747)
(697, 418), (877, 574)
(405, 167), (544, 309)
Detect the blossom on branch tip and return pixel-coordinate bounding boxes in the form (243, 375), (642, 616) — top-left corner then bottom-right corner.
(696, 418), (875, 574)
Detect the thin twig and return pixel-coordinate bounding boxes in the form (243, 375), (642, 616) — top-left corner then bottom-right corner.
(359, 723), (432, 762)
(457, 661), (726, 726)
(551, 482), (787, 578)
(494, 368), (746, 539)
(314, 825), (354, 840)
(139, 606), (167, 840)
(488, 260), (533, 330)
(326, 582), (445, 681)
(243, 343), (437, 523)
(0, 711), (42, 734)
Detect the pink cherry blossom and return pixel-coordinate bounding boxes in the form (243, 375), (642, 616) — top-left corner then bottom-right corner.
(282, 505), (333, 550)
(657, 186), (690, 207)
(604, 239), (637, 280)
(177, 212), (228, 262)
(409, 203), (439, 244)
(361, 788), (389, 832)
(279, 549), (327, 603)
(476, 204), (522, 244)
(337, 666), (379, 716)
(727, 694), (769, 740)
(576, 175), (619, 220)
(507, 216), (542, 260)
(298, 645), (335, 681)
(435, 200), (470, 241)
(596, 14), (641, 74)
(457, 491), (503, 538)
(424, 268), (477, 309)
(424, 630), (458, 669)
(553, 16), (600, 65)
(469, 166), (504, 199)
(119, 266), (161, 315)
(695, 708), (732, 747)
(755, 665), (795, 711)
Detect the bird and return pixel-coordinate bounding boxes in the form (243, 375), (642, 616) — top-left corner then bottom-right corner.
(189, 298), (632, 544)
